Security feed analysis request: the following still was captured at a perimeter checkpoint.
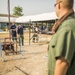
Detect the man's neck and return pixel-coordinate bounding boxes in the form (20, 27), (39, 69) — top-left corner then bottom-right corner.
(58, 9), (72, 19)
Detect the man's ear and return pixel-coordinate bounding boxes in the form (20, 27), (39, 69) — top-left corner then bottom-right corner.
(58, 3), (60, 9)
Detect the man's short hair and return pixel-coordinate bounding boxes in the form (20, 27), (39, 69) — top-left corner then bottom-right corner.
(58, 0), (74, 9)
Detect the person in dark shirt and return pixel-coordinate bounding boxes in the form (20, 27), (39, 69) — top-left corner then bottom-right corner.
(10, 22), (17, 42)
(17, 24), (24, 46)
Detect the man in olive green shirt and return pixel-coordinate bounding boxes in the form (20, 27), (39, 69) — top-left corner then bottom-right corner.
(48, 0), (75, 75)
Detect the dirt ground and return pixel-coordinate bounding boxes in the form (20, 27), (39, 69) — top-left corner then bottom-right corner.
(0, 32), (52, 75)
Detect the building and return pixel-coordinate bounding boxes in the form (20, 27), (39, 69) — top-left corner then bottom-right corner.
(0, 14), (18, 30)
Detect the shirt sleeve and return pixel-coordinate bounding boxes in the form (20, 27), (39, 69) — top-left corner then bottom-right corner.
(55, 29), (75, 64)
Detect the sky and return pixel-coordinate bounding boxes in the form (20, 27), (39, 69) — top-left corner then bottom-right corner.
(0, 0), (75, 16)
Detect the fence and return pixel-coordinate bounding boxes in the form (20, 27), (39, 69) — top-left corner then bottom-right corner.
(0, 31), (52, 61)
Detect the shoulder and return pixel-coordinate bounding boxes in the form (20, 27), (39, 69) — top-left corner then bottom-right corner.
(64, 17), (75, 25)
(58, 18), (75, 32)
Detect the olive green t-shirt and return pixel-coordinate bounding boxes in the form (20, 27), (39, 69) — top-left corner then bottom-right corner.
(48, 14), (75, 75)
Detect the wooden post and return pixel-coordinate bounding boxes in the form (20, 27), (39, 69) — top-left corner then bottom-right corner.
(8, 0), (11, 37)
(29, 19), (31, 45)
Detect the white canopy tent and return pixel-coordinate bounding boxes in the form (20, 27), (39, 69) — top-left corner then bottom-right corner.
(15, 12), (57, 23)
(15, 9), (75, 23)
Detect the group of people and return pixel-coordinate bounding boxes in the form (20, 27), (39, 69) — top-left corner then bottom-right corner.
(10, 22), (24, 46)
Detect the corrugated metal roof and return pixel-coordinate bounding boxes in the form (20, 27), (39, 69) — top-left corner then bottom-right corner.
(0, 14), (18, 18)
(0, 14), (18, 22)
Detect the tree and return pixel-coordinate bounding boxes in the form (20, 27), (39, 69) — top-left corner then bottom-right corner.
(13, 5), (24, 16)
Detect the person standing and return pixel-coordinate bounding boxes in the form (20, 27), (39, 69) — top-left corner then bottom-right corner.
(17, 24), (24, 46)
(48, 0), (75, 75)
(10, 22), (17, 42)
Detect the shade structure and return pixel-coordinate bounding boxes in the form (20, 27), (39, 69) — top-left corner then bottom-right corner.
(15, 12), (57, 23)
(0, 17), (17, 22)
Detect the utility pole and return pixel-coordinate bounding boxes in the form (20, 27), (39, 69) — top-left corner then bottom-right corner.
(8, 0), (11, 37)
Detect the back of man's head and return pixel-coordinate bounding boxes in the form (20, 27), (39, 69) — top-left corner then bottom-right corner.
(57, 0), (74, 9)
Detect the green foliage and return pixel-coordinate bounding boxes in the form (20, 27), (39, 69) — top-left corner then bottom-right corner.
(13, 5), (24, 16)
